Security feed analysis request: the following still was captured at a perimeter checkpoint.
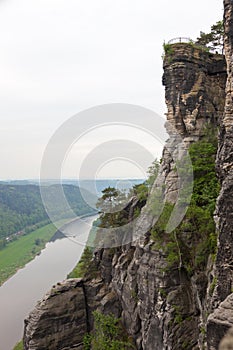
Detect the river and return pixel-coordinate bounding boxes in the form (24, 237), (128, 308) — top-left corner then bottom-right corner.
(0, 215), (98, 350)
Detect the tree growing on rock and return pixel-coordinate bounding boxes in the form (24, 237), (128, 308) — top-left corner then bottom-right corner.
(96, 187), (120, 214)
(196, 20), (224, 54)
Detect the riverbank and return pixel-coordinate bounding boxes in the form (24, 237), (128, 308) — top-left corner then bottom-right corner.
(50, 211), (98, 241)
(0, 213), (98, 286)
(0, 215), (98, 350)
(0, 223), (59, 286)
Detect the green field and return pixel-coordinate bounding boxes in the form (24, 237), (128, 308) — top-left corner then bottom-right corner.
(0, 223), (59, 286)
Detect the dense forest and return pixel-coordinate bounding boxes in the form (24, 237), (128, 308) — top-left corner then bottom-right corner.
(0, 183), (97, 248)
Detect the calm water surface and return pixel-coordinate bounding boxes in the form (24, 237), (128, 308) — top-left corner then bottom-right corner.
(0, 215), (98, 350)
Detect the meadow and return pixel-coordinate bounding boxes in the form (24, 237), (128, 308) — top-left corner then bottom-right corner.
(0, 223), (58, 286)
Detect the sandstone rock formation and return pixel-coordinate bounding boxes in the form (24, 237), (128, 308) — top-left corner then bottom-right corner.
(210, 0), (233, 304)
(205, 1), (233, 348)
(24, 278), (121, 350)
(207, 294), (233, 349)
(24, 279), (88, 350)
(219, 327), (233, 350)
(23, 3), (233, 350)
(162, 43), (226, 204)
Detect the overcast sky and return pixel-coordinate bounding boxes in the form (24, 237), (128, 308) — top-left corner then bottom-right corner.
(0, 0), (223, 180)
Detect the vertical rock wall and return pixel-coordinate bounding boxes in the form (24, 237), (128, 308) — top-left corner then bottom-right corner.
(108, 45), (226, 350)
(162, 43), (226, 203)
(163, 43), (226, 138)
(207, 1), (233, 349)
(212, 0), (233, 304)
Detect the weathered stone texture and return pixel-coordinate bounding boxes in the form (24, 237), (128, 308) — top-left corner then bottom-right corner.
(162, 43), (226, 204)
(24, 279), (87, 350)
(110, 240), (200, 350)
(206, 1), (233, 349)
(24, 278), (120, 350)
(219, 327), (233, 350)
(207, 294), (233, 350)
(163, 44), (226, 138)
(211, 0), (233, 304)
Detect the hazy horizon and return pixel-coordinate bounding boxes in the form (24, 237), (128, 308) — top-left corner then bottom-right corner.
(0, 177), (146, 181)
(0, 0), (223, 179)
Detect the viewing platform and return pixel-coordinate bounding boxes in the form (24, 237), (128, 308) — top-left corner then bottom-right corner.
(168, 37), (193, 45)
(166, 37), (222, 54)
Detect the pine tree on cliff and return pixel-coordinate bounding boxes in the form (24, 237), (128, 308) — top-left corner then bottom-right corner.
(196, 20), (224, 54)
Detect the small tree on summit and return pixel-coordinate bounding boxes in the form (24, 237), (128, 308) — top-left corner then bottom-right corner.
(211, 20), (224, 52)
(96, 187), (119, 213)
(196, 20), (224, 54)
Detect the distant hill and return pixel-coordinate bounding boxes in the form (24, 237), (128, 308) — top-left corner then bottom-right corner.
(0, 179), (144, 245)
(2, 179), (144, 193)
(0, 184), (96, 243)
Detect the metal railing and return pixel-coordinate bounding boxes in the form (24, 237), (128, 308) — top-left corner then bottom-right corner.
(168, 37), (193, 45)
(167, 37), (221, 53)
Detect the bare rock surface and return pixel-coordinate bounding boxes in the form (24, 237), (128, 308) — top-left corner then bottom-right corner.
(24, 278), (120, 350)
(24, 279), (87, 350)
(207, 294), (233, 350)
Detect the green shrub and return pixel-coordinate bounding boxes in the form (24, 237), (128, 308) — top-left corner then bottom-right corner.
(84, 311), (135, 350)
(172, 305), (183, 324)
(151, 131), (219, 273)
(133, 183), (148, 202)
(68, 247), (98, 279)
(13, 340), (23, 350)
(162, 43), (174, 60)
(209, 276), (217, 296)
(83, 333), (92, 350)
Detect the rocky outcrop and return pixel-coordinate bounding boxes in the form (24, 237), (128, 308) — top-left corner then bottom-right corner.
(24, 279), (88, 350)
(107, 240), (200, 350)
(163, 43), (226, 138)
(219, 327), (233, 350)
(162, 43), (226, 203)
(207, 293), (233, 349)
(205, 1), (233, 348)
(23, 18), (232, 350)
(24, 278), (121, 350)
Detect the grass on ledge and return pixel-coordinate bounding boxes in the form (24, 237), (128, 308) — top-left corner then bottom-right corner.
(13, 340), (23, 350)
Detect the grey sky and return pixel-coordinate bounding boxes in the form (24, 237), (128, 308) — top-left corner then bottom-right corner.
(0, 0), (223, 179)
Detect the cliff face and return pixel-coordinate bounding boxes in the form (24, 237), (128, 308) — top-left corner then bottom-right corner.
(206, 1), (233, 349)
(212, 0), (233, 303)
(103, 46), (226, 350)
(24, 280), (88, 350)
(163, 43), (226, 138)
(23, 20), (232, 350)
(162, 43), (226, 204)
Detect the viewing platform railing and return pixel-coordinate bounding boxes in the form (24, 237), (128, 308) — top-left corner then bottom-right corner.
(168, 37), (193, 44)
(167, 37), (222, 54)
